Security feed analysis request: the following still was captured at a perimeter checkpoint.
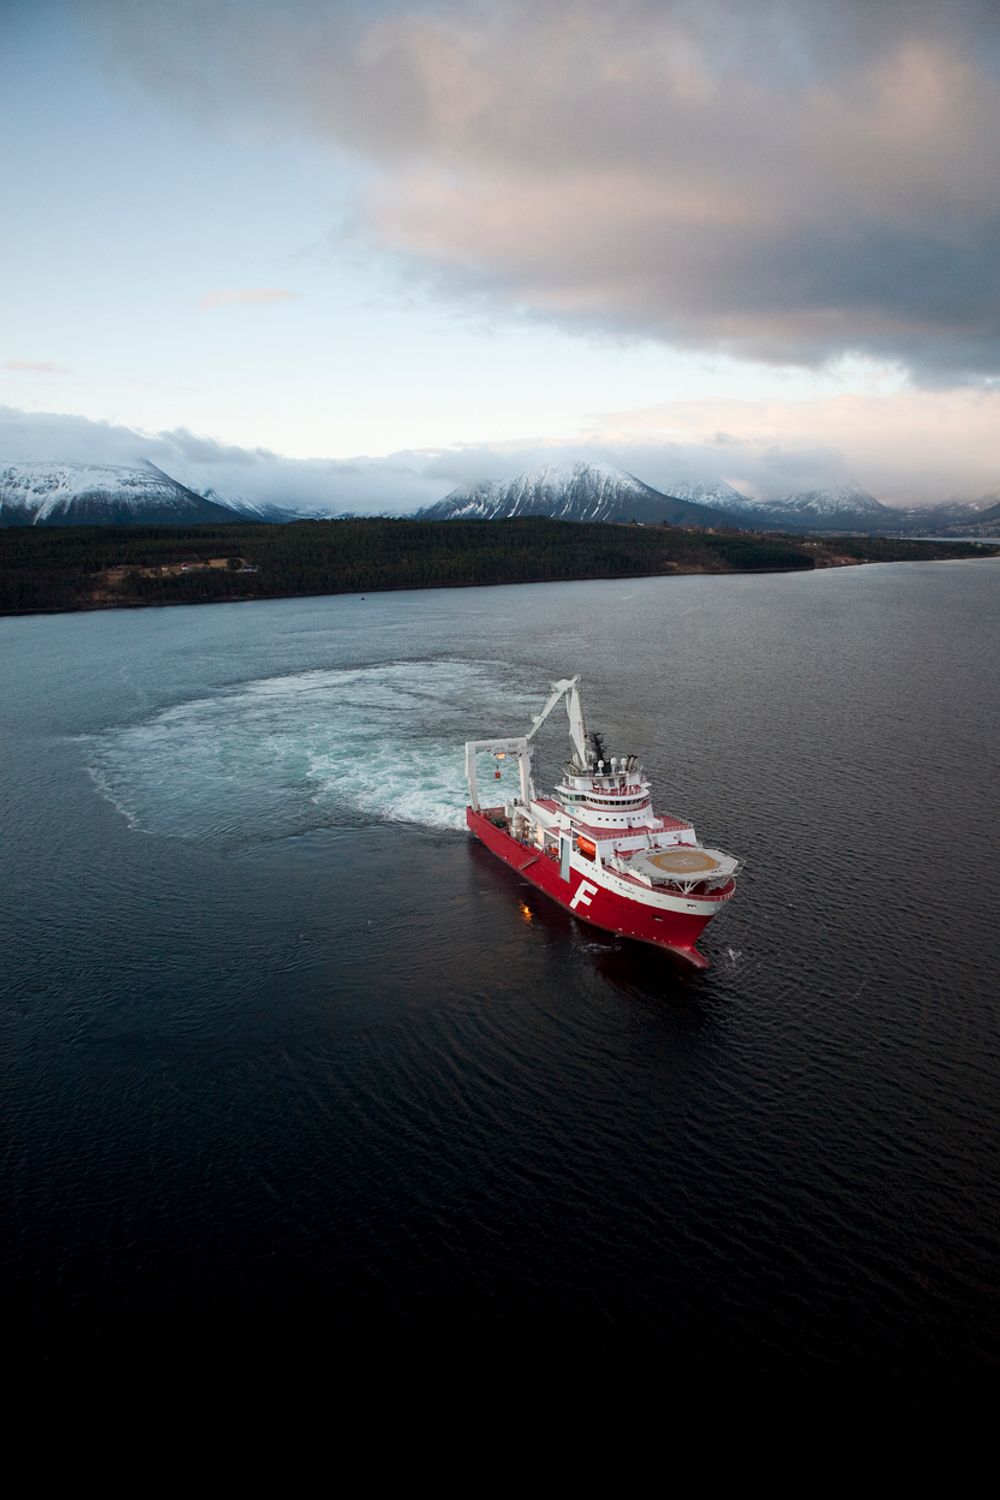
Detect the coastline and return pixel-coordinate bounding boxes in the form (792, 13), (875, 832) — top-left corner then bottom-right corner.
(2, 516), (993, 618)
(2, 547), (995, 620)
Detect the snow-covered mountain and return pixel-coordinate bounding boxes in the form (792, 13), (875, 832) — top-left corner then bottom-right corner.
(198, 485), (306, 523)
(0, 461), (236, 527)
(425, 468), (905, 540)
(683, 479), (898, 530)
(879, 489), (1000, 535)
(420, 460), (762, 529)
(769, 483), (890, 521)
(959, 488), (1000, 521)
(0, 461), (286, 527)
(425, 478), (506, 519)
(634, 477), (892, 523)
(918, 501), (981, 523)
(931, 491), (1000, 537)
(651, 478), (761, 513)
(421, 461), (902, 532)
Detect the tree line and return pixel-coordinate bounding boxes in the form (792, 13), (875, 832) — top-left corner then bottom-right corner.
(0, 516), (987, 615)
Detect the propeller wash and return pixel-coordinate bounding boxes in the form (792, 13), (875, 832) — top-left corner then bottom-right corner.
(465, 677), (741, 968)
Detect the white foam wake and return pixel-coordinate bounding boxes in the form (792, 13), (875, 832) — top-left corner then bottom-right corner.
(82, 659), (539, 844)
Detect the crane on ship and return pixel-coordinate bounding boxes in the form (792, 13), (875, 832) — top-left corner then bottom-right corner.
(465, 676), (589, 810)
(463, 675), (740, 968)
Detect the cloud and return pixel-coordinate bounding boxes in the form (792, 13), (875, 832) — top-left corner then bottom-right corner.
(2, 393), (996, 510)
(199, 287), (301, 309)
(4, 359), (71, 374)
(582, 388), (1000, 503)
(96, 0), (1000, 382)
(0, 404), (446, 512)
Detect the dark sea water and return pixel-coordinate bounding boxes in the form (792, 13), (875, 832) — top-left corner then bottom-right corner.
(5, 562), (1000, 1409)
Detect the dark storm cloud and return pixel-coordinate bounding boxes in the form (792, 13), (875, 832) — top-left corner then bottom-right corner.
(90, 0), (1000, 382)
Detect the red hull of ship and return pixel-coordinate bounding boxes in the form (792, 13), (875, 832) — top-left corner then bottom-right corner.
(468, 808), (717, 968)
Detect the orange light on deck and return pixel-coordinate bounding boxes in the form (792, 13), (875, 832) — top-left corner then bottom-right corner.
(519, 901), (533, 923)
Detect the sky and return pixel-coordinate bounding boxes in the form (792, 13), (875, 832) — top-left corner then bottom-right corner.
(2, 0), (998, 511)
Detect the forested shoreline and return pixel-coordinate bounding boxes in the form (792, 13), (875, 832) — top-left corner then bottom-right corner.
(0, 517), (990, 615)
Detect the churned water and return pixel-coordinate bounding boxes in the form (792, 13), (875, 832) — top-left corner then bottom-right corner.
(83, 659), (537, 840)
(4, 563), (999, 1408)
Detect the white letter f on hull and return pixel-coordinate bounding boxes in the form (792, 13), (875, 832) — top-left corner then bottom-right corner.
(570, 879), (599, 911)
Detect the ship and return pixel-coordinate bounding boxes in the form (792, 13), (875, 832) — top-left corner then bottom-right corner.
(465, 677), (740, 968)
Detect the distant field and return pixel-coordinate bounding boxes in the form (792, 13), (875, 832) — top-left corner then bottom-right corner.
(0, 517), (992, 615)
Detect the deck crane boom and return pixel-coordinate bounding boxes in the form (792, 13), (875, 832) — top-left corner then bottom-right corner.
(526, 676), (589, 770)
(465, 675), (589, 811)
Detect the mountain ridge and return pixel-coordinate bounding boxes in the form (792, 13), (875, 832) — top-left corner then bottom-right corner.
(2, 456), (995, 534)
(420, 465), (922, 532)
(420, 460), (770, 530)
(0, 460), (259, 528)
